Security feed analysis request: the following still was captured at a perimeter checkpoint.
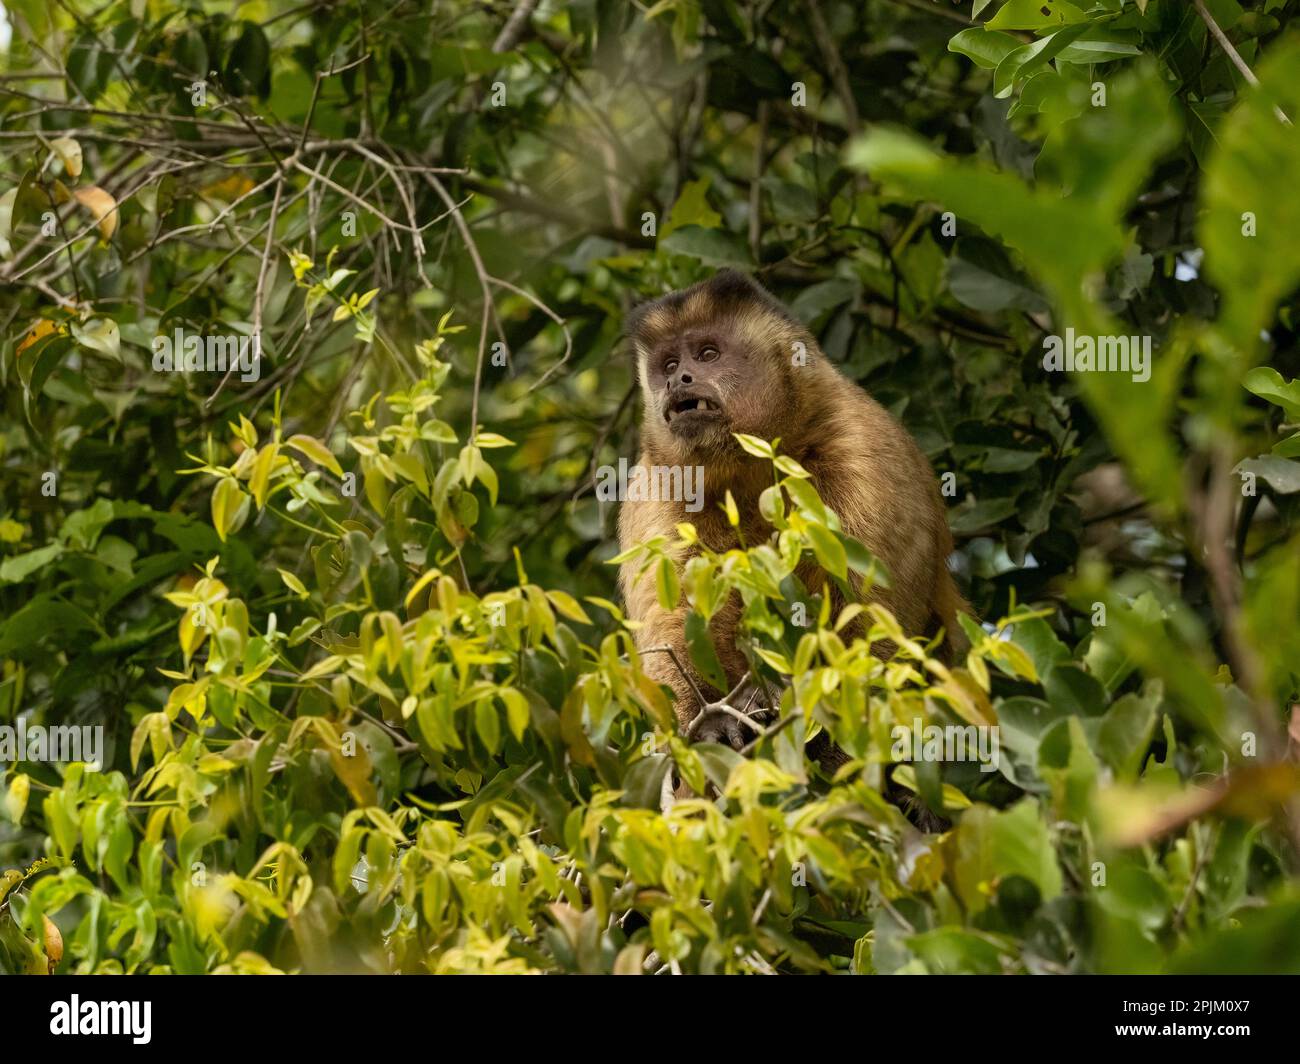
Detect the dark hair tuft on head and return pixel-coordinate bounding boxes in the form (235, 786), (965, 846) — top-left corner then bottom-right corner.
(624, 269), (799, 343)
(703, 269), (800, 329)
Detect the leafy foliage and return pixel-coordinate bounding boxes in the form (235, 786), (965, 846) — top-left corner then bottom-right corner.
(2, 0), (1300, 974)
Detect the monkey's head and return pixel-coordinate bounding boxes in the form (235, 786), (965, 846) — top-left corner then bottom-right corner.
(627, 270), (810, 463)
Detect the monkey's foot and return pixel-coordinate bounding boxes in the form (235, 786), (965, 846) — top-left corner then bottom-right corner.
(691, 707), (758, 749)
(687, 676), (777, 751)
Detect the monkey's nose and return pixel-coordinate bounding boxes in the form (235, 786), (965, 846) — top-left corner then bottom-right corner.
(678, 371), (693, 385)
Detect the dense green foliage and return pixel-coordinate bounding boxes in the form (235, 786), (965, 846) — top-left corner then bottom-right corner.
(2, 0), (1300, 974)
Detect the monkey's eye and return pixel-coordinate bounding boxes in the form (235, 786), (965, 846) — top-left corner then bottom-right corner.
(663, 358), (679, 376)
(696, 345), (720, 362)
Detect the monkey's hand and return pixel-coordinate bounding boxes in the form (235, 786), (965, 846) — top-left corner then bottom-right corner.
(686, 676), (777, 751)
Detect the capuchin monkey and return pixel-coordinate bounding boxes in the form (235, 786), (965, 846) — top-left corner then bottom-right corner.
(618, 270), (968, 757)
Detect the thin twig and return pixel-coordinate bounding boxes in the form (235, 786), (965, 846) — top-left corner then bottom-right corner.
(1193, 0), (1291, 125)
(806, 0), (860, 134)
(492, 0), (540, 53)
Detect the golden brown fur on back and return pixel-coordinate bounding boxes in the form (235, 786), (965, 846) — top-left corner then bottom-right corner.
(618, 270), (966, 729)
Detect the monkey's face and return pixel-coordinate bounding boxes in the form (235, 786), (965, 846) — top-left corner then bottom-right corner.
(630, 271), (803, 463)
(653, 327), (732, 440)
(640, 326), (789, 461)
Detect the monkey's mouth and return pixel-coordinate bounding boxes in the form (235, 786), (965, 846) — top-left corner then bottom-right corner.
(665, 393), (724, 426)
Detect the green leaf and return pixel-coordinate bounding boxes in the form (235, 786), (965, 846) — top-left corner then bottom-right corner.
(0, 543), (63, 583)
(4, 774), (29, 823)
(1169, 900), (1300, 974)
(1202, 37), (1300, 350)
(947, 239), (1048, 313)
(474, 698), (502, 754)
(694, 742), (745, 793)
(621, 755), (672, 809)
(226, 21), (271, 98)
(1236, 456), (1300, 494)
(662, 178), (721, 236)
(1244, 367), (1300, 419)
(948, 28), (1024, 69)
(659, 226), (754, 268)
(1037, 716), (1099, 820)
(993, 24), (1088, 99)
(545, 590), (592, 625)
(906, 927), (1006, 974)
(985, 0), (1087, 31)
(1055, 33), (1142, 64)
(949, 800), (1063, 915)
(1008, 617), (1070, 681)
(948, 496), (1019, 534)
(1098, 686), (1160, 779)
(684, 611), (728, 693)
(1044, 663), (1108, 717)
(70, 318), (120, 361)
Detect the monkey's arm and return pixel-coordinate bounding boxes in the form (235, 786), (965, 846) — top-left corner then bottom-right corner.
(620, 564), (706, 728)
(617, 473), (724, 728)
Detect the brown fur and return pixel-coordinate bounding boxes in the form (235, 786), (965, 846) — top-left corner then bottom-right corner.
(618, 270), (968, 730)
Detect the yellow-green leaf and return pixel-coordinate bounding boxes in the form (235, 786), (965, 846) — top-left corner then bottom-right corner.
(501, 689), (530, 742)
(285, 434), (344, 477)
(249, 441), (279, 509)
(545, 590), (592, 625)
(733, 433), (774, 458)
(211, 477), (245, 541)
(656, 555), (680, 611)
(379, 610), (404, 672)
(5, 773), (30, 823)
(278, 568), (309, 598)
